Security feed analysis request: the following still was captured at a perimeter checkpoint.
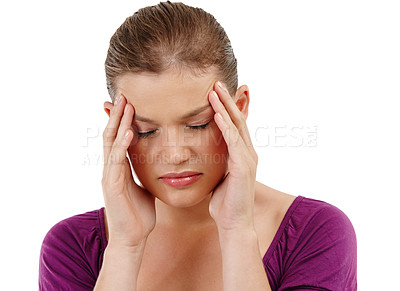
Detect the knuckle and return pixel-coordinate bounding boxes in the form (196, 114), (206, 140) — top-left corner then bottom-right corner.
(102, 130), (110, 141)
(102, 127), (110, 138)
(101, 177), (107, 189)
(103, 127), (117, 140)
(242, 156), (257, 176)
(113, 138), (123, 150)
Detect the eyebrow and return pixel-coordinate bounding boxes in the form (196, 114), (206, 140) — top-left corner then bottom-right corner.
(134, 103), (212, 123)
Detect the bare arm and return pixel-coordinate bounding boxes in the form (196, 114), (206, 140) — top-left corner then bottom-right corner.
(95, 95), (156, 289)
(207, 82), (271, 290)
(219, 229), (271, 291)
(94, 242), (146, 291)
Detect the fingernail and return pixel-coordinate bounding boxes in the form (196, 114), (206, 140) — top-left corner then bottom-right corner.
(217, 81), (226, 92)
(212, 90), (219, 100)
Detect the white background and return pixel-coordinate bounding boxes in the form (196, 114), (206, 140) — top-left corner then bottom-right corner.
(1, 0), (399, 290)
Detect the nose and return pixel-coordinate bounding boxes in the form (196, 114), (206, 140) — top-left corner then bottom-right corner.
(160, 126), (192, 164)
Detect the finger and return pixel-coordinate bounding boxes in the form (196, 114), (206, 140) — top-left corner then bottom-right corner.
(209, 90), (244, 160)
(213, 81), (254, 151)
(103, 95), (126, 164)
(209, 88), (257, 160)
(106, 103), (135, 180)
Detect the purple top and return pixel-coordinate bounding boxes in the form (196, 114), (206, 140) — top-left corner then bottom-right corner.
(39, 196), (357, 290)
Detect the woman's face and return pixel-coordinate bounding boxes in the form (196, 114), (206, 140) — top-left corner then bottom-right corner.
(116, 68), (229, 208)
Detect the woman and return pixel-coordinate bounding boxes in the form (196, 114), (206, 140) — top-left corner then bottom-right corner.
(39, 1), (357, 290)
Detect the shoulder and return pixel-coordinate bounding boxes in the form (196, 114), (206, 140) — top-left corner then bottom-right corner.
(39, 208), (107, 290)
(42, 208), (106, 244)
(267, 196), (357, 260)
(40, 208), (107, 257)
(265, 196), (357, 290)
(284, 196), (357, 264)
(293, 196), (356, 239)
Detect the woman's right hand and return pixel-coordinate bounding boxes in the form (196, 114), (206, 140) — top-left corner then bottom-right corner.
(101, 94), (156, 249)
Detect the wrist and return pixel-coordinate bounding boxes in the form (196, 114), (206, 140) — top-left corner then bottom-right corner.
(95, 239), (147, 290)
(217, 221), (256, 237)
(216, 227), (270, 291)
(218, 226), (258, 247)
(105, 238), (147, 257)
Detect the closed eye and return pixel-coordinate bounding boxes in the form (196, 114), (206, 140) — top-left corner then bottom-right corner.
(188, 122), (210, 130)
(136, 129), (157, 138)
(136, 122), (210, 139)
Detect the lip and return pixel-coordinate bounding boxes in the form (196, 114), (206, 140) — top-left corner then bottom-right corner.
(160, 171), (202, 179)
(159, 171), (202, 188)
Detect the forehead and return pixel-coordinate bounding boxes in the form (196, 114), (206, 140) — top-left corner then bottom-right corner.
(116, 68), (217, 121)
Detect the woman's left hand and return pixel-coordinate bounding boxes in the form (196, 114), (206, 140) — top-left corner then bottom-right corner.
(208, 81), (258, 233)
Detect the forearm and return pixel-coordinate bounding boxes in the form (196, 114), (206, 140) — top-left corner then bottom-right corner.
(218, 229), (272, 291)
(94, 241), (146, 291)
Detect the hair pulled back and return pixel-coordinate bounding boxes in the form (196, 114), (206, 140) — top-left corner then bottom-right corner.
(105, 1), (238, 102)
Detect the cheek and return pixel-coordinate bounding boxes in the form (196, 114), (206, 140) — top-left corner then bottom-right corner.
(127, 143), (153, 176)
(196, 126), (228, 167)
(203, 125), (227, 153)
(126, 144), (157, 190)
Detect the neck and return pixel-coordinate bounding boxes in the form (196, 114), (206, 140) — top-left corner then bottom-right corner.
(155, 192), (216, 230)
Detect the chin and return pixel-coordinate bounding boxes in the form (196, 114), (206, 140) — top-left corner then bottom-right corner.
(155, 180), (213, 208)
(157, 192), (211, 209)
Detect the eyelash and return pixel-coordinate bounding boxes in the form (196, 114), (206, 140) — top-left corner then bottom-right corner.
(136, 122), (210, 139)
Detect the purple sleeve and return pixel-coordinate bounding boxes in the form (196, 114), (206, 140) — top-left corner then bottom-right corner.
(278, 203), (357, 290)
(38, 210), (106, 290)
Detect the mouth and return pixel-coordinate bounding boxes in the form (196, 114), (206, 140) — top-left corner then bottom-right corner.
(160, 171), (201, 179)
(159, 171), (203, 188)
